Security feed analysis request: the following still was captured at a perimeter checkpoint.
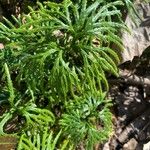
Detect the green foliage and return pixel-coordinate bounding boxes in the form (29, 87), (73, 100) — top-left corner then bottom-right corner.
(18, 129), (72, 150)
(60, 93), (112, 149)
(123, 0), (142, 25)
(0, 63), (55, 135)
(0, 0), (127, 100)
(0, 0), (137, 149)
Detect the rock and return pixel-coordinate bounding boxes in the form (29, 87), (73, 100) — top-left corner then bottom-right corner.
(143, 141), (150, 150)
(121, 2), (150, 63)
(123, 138), (138, 150)
(102, 141), (111, 150)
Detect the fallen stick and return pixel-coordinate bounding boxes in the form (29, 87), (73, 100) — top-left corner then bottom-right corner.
(117, 108), (150, 145)
(119, 70), (150, 87)
(109, 69), (150, 88)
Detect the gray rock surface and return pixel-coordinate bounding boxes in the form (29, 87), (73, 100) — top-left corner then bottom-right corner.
(121, 2), (150, 63)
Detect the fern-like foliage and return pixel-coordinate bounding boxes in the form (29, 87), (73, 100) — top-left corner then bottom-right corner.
(60, 93), (112, 149)
(0, 0), (131, 149)
(17, 129), (72, 150)
(0, 63), (55, 135)
(0, 0), (127, 101)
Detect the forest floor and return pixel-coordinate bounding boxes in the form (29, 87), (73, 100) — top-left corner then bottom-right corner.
(103, 50), (150, 150)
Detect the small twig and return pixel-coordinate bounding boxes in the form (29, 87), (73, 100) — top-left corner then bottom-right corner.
(117, 108), (150, 144)
(119, 69), (150, 87)
(109, 69), (150, 87)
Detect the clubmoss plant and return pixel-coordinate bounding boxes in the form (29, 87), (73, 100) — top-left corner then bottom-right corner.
(0, 0), (136, 149)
